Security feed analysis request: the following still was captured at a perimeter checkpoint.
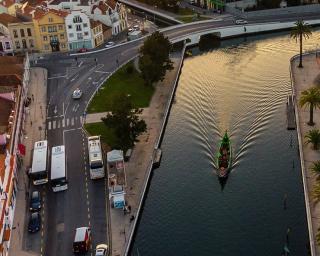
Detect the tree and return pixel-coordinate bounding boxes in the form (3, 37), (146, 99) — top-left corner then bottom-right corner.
(286, 0), (300, 6)
(139, 31), (173, 86)
(311, 161), (320, 175)
(101, 93), (147, 151)
(305, 129), (320, 150)
(299, 87), (320, 126)
(257, 0), (282, 9)
(290, 20), (312, 68)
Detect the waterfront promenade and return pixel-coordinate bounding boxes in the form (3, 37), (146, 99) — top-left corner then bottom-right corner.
(291, 53), (320, 256)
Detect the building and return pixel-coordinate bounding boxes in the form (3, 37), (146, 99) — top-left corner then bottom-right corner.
(101, 23), (111, 42)
(91, 0), (127, 35)
(32, 7), (68, 53)
(65, 10), (93, 50)
(0, 0), (23, 16)
(7, 10), (35, 53)
(0, 32), (12, 55)
(0, 55), (30, 256)
(90, 19), (103, 47)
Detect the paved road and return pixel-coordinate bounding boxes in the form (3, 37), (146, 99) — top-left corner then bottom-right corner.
(33, 13), (320, 256)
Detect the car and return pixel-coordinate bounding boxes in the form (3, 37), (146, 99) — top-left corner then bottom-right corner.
(72, 88), (82, 99)
(78, 48), (88, 53)
(28, 212), (41, 233)
(105, 41), (115, 48)
(29, 191), (41, 212)
(128, 28), (133, 32)
(235, 19), (248, 25)
(73, 227), (91, 253)
(95, 244), (108, 256)
(133, 25), (140, 30)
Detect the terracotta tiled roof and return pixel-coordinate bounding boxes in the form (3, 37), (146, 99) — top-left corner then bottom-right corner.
(0, 56), (24, 65)
(0, 75), (22, 88)
(91, 1), (108, 14)
(0, 0), (15, 8)
(0, 13), (22, 27)
(106, 0), (117, 9)
(101, 23), (111, 32)
(89, 19), (102, 28)
(33, 7), (68, 20)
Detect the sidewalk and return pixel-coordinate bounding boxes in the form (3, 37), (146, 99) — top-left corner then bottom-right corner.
(291, 53), (320, 256)
(9, 68), (47, 256)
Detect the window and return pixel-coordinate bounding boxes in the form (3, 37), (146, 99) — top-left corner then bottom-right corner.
(48, 17), (53, 22)
(84, 32), (88, 36)
(60, 34), (64, 39)
(41, 26), (46, 32)
(13, 30), (18, 38)
(77, 33), (83, 40)
(43, 36), (47, 41)
(15, 41), (20, 49)
(20, 29), (25, 37)
(44, 44), (49, 50)
(73, 16), (82, 23)
(68, 25), (72, 29)
(5, 42), (10, 49)
(76, 25), (81, 31)
(58, 25), (63, 30)
(29, 39), (34, 47)
(27, 28), (31, 36)
(48, 26), (57, 33)
(22, 39), (27, 49)
(83, 23), (88, 28)
(69, 33), (74, 38)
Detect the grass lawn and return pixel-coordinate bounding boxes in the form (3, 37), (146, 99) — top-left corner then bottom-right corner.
(177, 7), (194, 15)
(85, 122), (117, 149)
(87, 61), (154, 113)
(178, 16), (211, 23)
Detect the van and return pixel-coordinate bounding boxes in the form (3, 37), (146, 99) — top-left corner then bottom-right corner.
(73, 227), (91, 253)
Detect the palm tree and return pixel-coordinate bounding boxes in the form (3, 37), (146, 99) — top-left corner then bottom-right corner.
(305, 129), (320, 150)
(310, 161), (320, 174)
(290, 20), (312, 68)
(313, 182), (320, 204)
(299, 87), (320, 126)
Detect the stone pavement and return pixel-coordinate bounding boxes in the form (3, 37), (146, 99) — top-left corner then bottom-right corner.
(102, 52), (183, 256)
(291, 53), (320, 256)
(9, 68), (47, 256)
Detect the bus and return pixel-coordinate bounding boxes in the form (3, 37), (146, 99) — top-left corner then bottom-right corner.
(51, 145), (68, 192)
(30, 140), (48, 185)
(88, 136), (105, 179)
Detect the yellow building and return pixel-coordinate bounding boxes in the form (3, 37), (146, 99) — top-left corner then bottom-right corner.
(33, 8), (68, 53)
(0, 0), (23, 16)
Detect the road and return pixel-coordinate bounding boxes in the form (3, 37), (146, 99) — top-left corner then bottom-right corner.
(32, 12), (320, 256)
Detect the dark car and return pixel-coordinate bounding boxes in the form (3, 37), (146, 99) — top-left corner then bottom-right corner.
(28, 212), (41, 233)
(29, 191), (41, 212)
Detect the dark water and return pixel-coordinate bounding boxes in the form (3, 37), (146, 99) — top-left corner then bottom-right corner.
(131, 31), (319, 256)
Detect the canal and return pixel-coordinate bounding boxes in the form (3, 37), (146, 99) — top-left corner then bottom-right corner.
(131, 30), (319, 255)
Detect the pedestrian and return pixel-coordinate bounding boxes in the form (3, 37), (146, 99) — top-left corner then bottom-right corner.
(130, 215), (135, 222)
(30, 120), (32, 126)
(32, 94), (34, 102)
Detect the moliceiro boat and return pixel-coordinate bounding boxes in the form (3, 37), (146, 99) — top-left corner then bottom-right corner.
(216, 131), (232, 178)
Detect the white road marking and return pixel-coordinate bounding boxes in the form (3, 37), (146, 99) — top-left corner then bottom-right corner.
(78, 61), (83, 67)
(80, 116), (83, 124)
(48, 121), (51, 130)
(52, 120), (56, 129)
(75, 116), (78, 122)
(71, 118), (74, 126)
(62, 118), (65, 128)
(70, 73), (79, 82)
(48, 74), (66, 79)
(94, 70), (110, 74)
(66, 118), (70, 126)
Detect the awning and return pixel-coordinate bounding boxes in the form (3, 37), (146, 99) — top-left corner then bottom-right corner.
(18, 144), (26, 156)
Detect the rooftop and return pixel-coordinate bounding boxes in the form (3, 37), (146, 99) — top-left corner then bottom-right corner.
(0, 13), (23, 26)
(33, 7), (68, 20)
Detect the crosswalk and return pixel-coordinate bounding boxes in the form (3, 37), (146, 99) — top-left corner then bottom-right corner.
(47, 116), (84, 131)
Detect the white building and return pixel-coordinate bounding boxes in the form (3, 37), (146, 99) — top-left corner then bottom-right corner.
(48, 0), (127, 36)
(65, 10), (94, 50)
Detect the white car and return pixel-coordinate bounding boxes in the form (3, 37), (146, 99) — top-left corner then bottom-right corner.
(95, 244), (108, 256)
(105, 41), (115, 48)
(72, 88), (82, 99)
(235, 19), (248, 25)
(133, 25), (140, 30)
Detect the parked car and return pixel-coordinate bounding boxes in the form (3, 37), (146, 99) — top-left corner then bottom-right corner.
(78, 48), (88, 53)
(133, 25), (140, 30)
(29, 191), (41, 212)
(105, 41), (115, 48)
(73, 227), (91, 253)
(235, 19), (248, 25)
(72, 88), (82, 99)
(28, 212), (41, 233)
(95, 244), (108, 256)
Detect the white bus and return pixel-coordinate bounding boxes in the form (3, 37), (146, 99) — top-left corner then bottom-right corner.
(30, 140), (48, 185)
(51, 145), (68, 192)
(88, 136), (105, 179)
